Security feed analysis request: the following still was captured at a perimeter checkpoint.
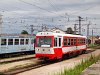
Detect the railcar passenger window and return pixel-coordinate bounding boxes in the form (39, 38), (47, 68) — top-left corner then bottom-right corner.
(31, 39), (34, 44)
(84, 39), (85, 44)
(54, 38), (57, 47)
(68, 38), (70, 46)
(8, 39), (13, 45)
(20, 39), (24, 45)
(74, 39), (76, 45)
(82, 39), (84, 44)
(15, 39), (19, 45)
(71, 39), (73, 45)
(78, 39), (79, 44)
(81, 39), (83, 44)
(80, 39), (81, 44)
(59, 38), (61, 47)
(64, 38), (67, 46)
(1, 39), (6, 45)
(84, 39), (86, 44)
(26, 39), (29, 44)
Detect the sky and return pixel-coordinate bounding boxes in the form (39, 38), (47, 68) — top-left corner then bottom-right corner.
(0, 0), (100, 36)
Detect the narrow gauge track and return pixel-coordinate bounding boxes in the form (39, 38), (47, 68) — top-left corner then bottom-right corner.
(1, 49), (96, 75)
(0, 54), (35, 64)
(2, 60), (53, 75)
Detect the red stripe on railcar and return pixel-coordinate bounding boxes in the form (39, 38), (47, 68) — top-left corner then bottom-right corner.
(54, 48), (63, 59)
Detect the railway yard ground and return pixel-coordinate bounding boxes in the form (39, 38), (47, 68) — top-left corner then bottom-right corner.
(0, 48), (100, 75)
(0, 54), (35, 64)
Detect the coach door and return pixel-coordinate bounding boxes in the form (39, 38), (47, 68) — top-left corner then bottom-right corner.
(54, 37), (62, 59)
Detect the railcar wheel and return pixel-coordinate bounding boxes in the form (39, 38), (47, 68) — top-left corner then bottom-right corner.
(58, 58), (62, 62)
(76, 51), (80, 56)
(82, 50), (86, 54)
(69, 52), (75, 58)
(62, 54), (69, 60)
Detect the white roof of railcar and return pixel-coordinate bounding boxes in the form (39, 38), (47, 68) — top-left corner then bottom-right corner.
(36, 32), (86, 38)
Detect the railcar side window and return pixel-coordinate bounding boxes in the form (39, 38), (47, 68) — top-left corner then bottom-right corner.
(26, 39), (29, 44)
(82, 39), (84, 44)
(54, 38), (57, 47)
(84, 39), (85, 44)
(78, 39), (80, 44)
(31, 39), (34, 44)
(74, 38), (76, 45)
(8, 39), (13, 45)
(59, 38), (61, 47)
(68, 38), (70, 46)
(15, 39), (19, 45)
(20, 39), (24, 45)
(1, 39), (6, 45)
(71, 39), (73, 45)
(81, 39), (82, 44)
(64, 38), (67, 46)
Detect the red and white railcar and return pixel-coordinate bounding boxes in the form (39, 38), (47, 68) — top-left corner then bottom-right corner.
(35, 32), (87, 60)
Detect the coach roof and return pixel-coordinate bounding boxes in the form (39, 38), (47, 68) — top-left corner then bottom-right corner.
(36, 32), (86, 38)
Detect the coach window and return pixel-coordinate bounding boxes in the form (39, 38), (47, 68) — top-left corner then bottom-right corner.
(84, 39), (86, 44)
(26, 39), (29, 44)
(59, 38), (61, 47)
(81, 39), (83, 44)
(20, 39), (24, 45)
(8, 39), (13, 45)
(1, 39), (6, 45)
(82, 39), (83, 44)
(71, 39), (73, 45)
(78, 39), (80, 44)
(31, 39), (34, 44)
(80, 39), (81, 44)
(15, 39), (19, 45)
(74, 38), (76, 45)
(81, 39), (82, 44)
(68, 38), (70, 46)
(64, 38), (67, 46)
(54, 38), (57, 47)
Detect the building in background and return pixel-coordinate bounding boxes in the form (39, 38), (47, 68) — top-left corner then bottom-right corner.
(50, 28), (65, 34)
(89, 36), (100, 44)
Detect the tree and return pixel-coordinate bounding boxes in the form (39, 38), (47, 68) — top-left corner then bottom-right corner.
(65, 27), (74, 34)
(21, 30), (28, 34)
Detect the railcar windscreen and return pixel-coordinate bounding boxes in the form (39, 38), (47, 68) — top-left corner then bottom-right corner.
(36, 37), (52, 47)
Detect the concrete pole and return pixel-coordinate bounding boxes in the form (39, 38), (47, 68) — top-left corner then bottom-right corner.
(74, 24), (76, 35)
(92, 29), (94, 45)
(87, 21), (91, 45)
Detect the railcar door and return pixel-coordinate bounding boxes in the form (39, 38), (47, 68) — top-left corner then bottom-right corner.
(54, 36), (63, 59)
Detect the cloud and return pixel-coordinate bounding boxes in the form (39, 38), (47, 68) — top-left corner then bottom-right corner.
(0, 0), (100, 35)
